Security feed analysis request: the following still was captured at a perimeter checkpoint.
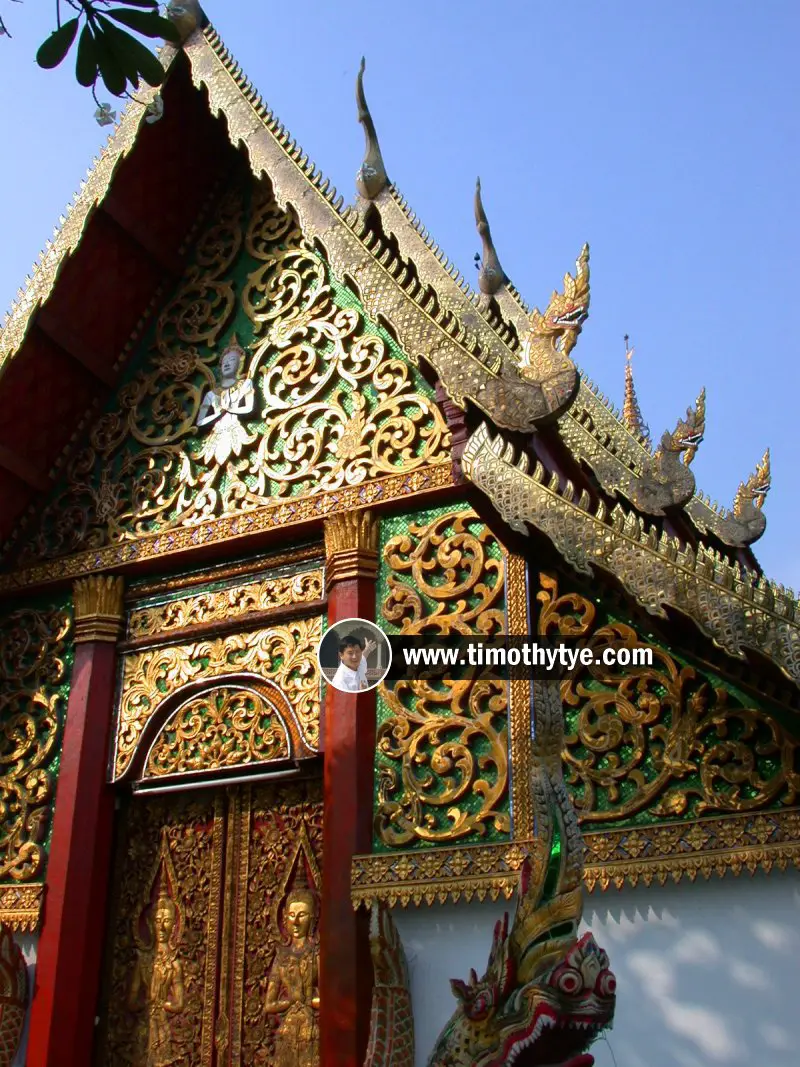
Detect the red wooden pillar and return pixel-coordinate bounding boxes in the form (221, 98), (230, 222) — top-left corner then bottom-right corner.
(320, 511), (378, 1067)
(27, 576), (124, 1067)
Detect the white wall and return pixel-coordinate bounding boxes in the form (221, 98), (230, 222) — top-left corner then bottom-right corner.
(12, 932), (36, 1067)
(392, 869), (800, 1067)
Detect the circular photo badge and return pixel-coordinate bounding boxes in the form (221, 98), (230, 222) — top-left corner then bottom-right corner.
(317, 618), (392, 694)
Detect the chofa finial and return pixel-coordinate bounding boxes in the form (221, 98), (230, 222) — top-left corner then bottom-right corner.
(622, 336), (650, 443)
(474, 178), (506, 297)
(355, 57), (388, 200)
(166, 1), (206, 42)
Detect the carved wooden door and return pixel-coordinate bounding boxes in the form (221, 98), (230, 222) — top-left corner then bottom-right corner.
(96, 779), (323, 1067)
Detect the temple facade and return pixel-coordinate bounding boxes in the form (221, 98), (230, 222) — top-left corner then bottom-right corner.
(0, 9), (798, 1067)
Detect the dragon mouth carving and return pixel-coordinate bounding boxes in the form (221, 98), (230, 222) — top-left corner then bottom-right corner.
(551, 305), (588, 333)
(441, 930), (615, 1067)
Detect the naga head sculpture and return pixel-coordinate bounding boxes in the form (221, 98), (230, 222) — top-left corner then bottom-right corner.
(525, 245), (590, 361)
(733, 448), (771, 518)
(658, 387), (706, 465)
(425, 682), (616, 1067)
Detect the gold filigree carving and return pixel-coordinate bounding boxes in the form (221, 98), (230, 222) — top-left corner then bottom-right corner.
(23, 171), (449, 564)
(144, 685), (291, 778)
(73, 575), (124, 643)
(536, 571), (800, 823)
(462, 421), (800, 685)
(376, 509), (509, 848)
(0, 604), (71, 909)
(0, 464), (454, 595)
(352, 808), (800, 903)
(114, 618), (322, 780)
(375, 678), (510, 847)
(324, 509), (379, 587)
(381, 511), (504, 636)
(127, 565), (323, 640)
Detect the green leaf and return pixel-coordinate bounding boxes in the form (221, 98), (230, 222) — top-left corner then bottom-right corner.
(75, 25), (99, 87)
(92, 25), (128, 96)
(96, 17), (142, 86)
(96, 15), (165, 89)
(115, 0), (160, 7)
(107, 8), (180, 44)
(36, 18), (80, 70)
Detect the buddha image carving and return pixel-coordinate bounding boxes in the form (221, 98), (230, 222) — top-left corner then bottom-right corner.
(264, 871), (320, 1067)
(127, 882), (186, 1067)
(196, 337), (256, 465)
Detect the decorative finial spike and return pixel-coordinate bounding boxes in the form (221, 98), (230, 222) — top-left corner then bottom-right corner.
(474, 177), (506, 297)
(355, 57), (388, 200)
(621, 336), (650, 443)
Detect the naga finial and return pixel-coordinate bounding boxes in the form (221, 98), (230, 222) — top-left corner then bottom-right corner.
(621, 336), (650, 443)
(166, 0), (205, 41)
(474, 178), (506, 297)
(734, 448), (771, 517)
(681, 387), (706, 466)
(525, 243), (590, 361)
(355, 57), (388, 200)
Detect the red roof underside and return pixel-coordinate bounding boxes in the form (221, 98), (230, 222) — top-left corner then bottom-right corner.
(0, 55), (236, 550)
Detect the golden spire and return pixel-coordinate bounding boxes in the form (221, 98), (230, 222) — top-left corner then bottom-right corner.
(622, 336), (649, 443)
(474, 178), (506, 297)
(355, 57), (388, 200)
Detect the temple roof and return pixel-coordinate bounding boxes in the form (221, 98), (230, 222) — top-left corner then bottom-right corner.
(0, 19), (797, 687)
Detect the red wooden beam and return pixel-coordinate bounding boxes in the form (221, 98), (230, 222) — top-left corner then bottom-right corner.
(319, 513), (378, 1067)
(26, 577), (124, 1067)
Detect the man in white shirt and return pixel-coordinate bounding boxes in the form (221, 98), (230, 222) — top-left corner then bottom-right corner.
(330, 634), (376, 692)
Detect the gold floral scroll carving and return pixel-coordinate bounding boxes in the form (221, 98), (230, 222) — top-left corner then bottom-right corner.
(127, 565), (324, 640)
(114, 618), (322, 781)
(375, 509), (510, 849)
(535, 572), (800, 824)
(144, 686), (291, 779)
(21, 173), (449, 564)
(0, 602), (71, 926)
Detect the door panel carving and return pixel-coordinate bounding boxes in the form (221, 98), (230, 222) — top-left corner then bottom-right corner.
(237, 781), (323, 1067)
(99, 790), (223, 1066)
(97, 779), (323, 1067)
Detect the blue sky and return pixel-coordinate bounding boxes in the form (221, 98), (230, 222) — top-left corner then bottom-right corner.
(1, 2), (798, 587)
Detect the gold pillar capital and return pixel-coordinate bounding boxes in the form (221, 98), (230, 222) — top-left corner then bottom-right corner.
(73, 575), (125, 643)
(324, 510), (379, 589)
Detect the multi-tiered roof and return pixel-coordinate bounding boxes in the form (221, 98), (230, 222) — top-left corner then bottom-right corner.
(0, 9), (796, 690)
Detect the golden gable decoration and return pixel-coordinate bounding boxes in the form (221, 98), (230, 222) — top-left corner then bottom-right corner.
(20, 175), (449, 564)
